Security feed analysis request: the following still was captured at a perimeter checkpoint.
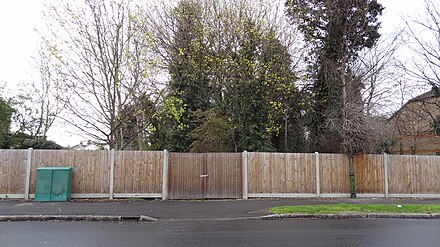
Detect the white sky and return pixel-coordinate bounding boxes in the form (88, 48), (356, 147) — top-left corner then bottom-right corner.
(0, 1), (43, 87)
(0, 0), (430, 146)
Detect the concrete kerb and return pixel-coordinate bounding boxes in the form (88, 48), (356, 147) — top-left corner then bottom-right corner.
(261, 213), (440, 220)
(139, 215), (159, 222)
(0, 215), (159, 222)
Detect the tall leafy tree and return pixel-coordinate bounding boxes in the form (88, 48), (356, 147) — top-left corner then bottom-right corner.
(222, 20), (277, 152)
(163, 0), (212, 151)
(147, 0), (303, 152)
(260, 32), (305, 152)
(220, 24), (301, 152)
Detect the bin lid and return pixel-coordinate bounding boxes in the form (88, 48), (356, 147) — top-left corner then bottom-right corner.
(37, 167), (73, 171)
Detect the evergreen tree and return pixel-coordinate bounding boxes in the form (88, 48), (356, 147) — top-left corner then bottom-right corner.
(286, 0), (384, 153)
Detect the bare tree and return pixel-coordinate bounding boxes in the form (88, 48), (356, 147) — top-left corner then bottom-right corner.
(12, 47), (65, 139)
(351, 34), (402, 116)
(345, 34), (403, 153)
(43, 0), (161, 149)
(404, 0), (440, 88)
(142, 0), (304, 68)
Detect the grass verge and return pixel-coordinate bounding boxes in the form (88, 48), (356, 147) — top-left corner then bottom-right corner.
(270, 203), (440, 215)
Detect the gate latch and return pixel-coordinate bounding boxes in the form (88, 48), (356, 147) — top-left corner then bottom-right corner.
(200, 174), (209, 178)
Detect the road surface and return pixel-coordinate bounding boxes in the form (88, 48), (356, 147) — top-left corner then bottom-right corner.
(1, 219), (440, 247)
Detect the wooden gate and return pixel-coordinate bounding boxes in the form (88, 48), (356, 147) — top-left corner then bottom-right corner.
(168, 153), (242, 199)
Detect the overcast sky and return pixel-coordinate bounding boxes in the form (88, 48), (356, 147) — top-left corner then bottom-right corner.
(0, 0), (429, 146)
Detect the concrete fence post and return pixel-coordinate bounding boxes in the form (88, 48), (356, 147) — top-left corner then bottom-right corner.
(315, 152), (320, 198)
(383, 153), (389, 198)
(242, 151), (248, 199)
(109, 149), (115, 200)
(24, 148), (33, 200)
(162, 150), (169, 200)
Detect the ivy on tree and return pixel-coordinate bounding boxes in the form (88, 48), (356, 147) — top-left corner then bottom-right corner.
(286, 0), (384, 154)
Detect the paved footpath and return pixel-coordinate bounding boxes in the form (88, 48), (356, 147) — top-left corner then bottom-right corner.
(1, 198), (440, 220)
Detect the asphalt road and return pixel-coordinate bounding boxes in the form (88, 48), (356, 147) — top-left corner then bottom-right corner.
(1, 219), (440, 247)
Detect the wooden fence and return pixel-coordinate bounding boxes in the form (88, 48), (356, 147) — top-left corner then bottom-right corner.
(247, 153), (317, 197)
(0, 150), (27, 196)
(167, 153), (242, 199)
(1, 149), (440, 199)
(29, 150), (111, 197)
(353, 154), (384, 195)
(113, 151), (163, 198)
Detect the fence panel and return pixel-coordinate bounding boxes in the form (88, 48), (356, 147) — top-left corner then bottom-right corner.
(354, 154), (384, 194)
(113, 151), (163, 195)
(0, 150), (27, 195)
(206, 153), (242, 199)
(388, 155), (440, 194)
(248, 153), (316, 195)
(168, 153), (205, 199)
(319, 154), (350, 194)
(29, 150), (110, 195)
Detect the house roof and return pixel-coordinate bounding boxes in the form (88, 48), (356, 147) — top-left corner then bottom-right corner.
(408, 89), (440, 102)
(389, 89), (440, 121)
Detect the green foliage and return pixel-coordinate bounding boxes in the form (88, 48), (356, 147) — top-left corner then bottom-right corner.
(165, 0), (212, 151)
(149, 96), (188, 151)
(286, 0), (383, 56)
(286, 0), (384, 153)
(217, 22), (303, 152)
(13, 138), (63, 150)
(151, 0), (304, 152)
(0, 98), (14, 148)
(0, 96), (63, 150)
(189, 110), (234, 152)
(27, 139), (63, 149)
(5, 131), (63, 149)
